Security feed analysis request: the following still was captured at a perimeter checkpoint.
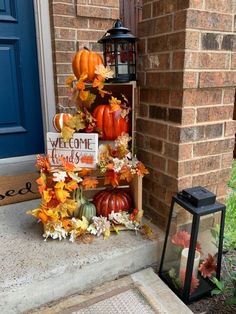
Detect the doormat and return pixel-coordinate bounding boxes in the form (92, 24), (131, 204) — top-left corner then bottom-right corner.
(60, 286), (157, 314)
(0, 172), (40, 206)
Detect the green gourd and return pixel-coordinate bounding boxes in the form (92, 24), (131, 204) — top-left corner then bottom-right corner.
(78, 201), (96, 222)
(74, 187), (87, 218)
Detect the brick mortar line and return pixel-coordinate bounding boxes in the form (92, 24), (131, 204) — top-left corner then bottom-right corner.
(141, 8), (234, 22)
(52, 13), (114, 21)
(140, 49), (235, 54)
(138, 30), (190, 39)
(184, 28), (235, 34)
(184, 69), (236, 73)
(76, 4), (118, 9)
(140, 69), (236, 73)
(139, 103), (232, 110)
(136, 145), (233, 161)
(138, 141), (232, 155)
(138, 116), (234, 126)
(140, 164), (230, 183)
(52, 2), (74, 5)
(136, 133), (233, 144)
(184, 51), (233, 54)
(139, 28), (235, 40)
(138, 150), (228, 164)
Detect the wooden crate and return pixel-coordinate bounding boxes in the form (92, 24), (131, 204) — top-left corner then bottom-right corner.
(83, 174), (142, 211)
(0, 172), (40, 206)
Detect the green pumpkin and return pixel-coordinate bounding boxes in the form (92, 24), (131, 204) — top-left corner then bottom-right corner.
(78, 201), (96, 222)
(74, 187), (87, 218)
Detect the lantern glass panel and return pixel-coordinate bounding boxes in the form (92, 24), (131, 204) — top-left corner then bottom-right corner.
(105, 42), (115, 66)
(160, 203), (223, 302)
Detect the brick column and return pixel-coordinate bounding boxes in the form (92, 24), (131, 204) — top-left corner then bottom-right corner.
(137, 0), (236, 228)
(49, 0), (119, 110)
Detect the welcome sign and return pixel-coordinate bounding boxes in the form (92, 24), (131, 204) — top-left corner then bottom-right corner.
(47, 132), (98, 168)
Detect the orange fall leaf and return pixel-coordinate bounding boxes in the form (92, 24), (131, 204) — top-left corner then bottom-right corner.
(82, 176), (98, 190)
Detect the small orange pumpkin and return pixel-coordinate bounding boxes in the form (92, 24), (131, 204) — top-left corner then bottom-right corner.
(93, 189), (133, 217)
(72, 48), (104, 81)
(53, 113), (72, 132)
(92, 104), (130, 140)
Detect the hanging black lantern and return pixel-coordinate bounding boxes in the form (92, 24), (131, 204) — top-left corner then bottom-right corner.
(159, 186), (226, 304)
(98, 19), (137, 83)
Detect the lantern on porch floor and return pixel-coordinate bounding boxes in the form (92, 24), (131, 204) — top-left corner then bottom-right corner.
(98, 19), (137, 83)
(159, 186), (226, 304)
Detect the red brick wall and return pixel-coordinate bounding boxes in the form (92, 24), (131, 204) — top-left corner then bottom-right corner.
(49, 0), (119, 110)
(137, 0), (236, 228)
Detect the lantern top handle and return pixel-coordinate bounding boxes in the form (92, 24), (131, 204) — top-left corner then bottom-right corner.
(98, 19), (137, 43)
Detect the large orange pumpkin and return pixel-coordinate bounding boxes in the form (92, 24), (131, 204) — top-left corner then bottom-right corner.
(72, 48), (103, 81)
(53, 113), (72, 132)
(92, 104), (130, 140)
(93, 189), (133, 217)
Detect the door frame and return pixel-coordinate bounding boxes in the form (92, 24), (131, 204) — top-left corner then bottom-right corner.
(0, 0), (56, 175)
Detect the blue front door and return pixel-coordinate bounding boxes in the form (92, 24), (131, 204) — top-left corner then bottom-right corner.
(0, 0), (44, 158)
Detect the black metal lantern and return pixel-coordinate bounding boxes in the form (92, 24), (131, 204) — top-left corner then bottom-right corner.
(159, 186), (226, 304)
(98, 19), (137, 83)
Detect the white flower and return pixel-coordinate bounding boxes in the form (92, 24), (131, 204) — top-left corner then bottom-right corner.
(52, 171), (67, 182)
(113, 158), (125, 173)
(43, 222), (68, 241)
(69, 230), (76, 243)
(95, 64), (114, 79)
(88, 216), (110, 237)
(108, 211), (139, 230)
(115, 133), (131, 149)
(68, 172), (83, 183)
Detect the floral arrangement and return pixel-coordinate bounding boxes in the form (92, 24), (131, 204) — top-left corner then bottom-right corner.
(167, 230), (217, 295)
(27, 48), (151, 243)
(60, 64), (131, 142)
(27, 133), (149, 242)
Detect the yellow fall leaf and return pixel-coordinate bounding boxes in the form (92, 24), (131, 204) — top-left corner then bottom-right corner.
(79, 72), (88, 81)
(67, 114), (86, 131)
(80, 92), (96, 108)
(43, 190), (52, 203)
(61, 126), (75, 142)
(76, 80), (85, 91)
(26, 208), (40, 217)
(99, 89), (111, 98)
(79, 90), (89, 101)
(54, 188), (70, 203)
(65, 180), (78, 191)
(92, 76), (104, 90)
(54, 181), (65, 189)
(65, 75), (76, 86)
(109, 96), (121, 106)
(103, 228), (110, 240)
(109, 97), (122, 112)
(46, 208), (60, 221)
(64, 199), (77, 216)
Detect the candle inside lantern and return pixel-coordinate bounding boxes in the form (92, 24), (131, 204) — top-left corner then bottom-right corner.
(179, 247), (200, 277)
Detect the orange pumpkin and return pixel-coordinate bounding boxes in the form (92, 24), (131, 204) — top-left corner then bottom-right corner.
(92, 104), (130, 140)
(93, 189), (133, 217)
(53, 113), (72, 132)
(72, 48), (104, 81)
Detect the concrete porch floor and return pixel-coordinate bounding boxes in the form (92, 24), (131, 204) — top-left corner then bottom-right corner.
(0, 199), (164, 314)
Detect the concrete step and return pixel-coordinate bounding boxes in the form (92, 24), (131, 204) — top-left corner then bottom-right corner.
(29, 268), (193, 314)
(0, 200), (163, 314)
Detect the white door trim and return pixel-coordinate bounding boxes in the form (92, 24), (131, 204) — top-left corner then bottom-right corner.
(0, 1), (55, 176)
(34, 0), (56, 134)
